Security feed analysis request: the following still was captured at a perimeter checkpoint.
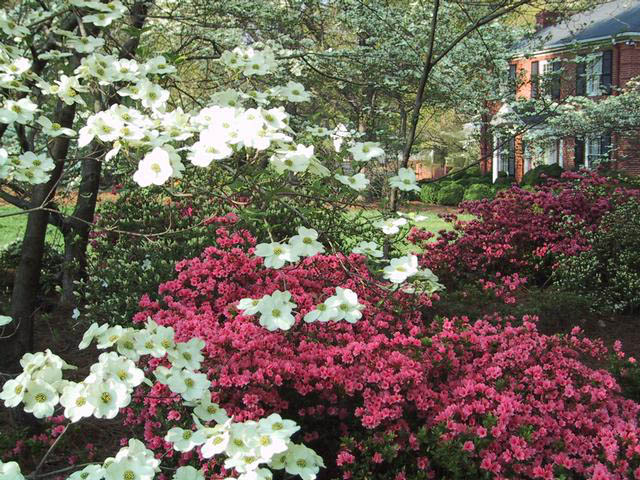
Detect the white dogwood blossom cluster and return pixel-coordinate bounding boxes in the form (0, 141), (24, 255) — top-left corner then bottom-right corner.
(254, 226), (325, 269)
(304, 287), (364, 324)
(238, 285), (365, 331)
(0, 317), (323, 480)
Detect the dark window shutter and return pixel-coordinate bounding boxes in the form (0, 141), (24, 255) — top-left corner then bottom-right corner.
(531, 61), (539, 98)
(575, 138), (585, 168)
(600, 133), (612, 159)
(509, 64), (517, 94)
(551, 61), (562, 99)
(576, 63), (586, 96)
(601, 50), (613, 95)
(508, 137), (516, 176)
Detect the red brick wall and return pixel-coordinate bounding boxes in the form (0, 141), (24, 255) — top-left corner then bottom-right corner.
(563, 136), (576, 171)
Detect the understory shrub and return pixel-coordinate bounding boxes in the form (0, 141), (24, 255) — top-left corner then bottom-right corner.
(555, 199), (640, 313)
(521, 163), (564, 187)
(409, 171), (640, 288)
(128, 222), (640, 480)
(437, 182), (465, 206)
(80, 185), (230, 325)
(494, 172), (515, 187)
(462, 184), (495, 202)
(419, 183), (441, 204)
(0, 239), (63, 302)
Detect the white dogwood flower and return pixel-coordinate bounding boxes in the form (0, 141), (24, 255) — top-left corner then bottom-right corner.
(352, 241), (383, 258)
(22, 379), (59, 418)
(133, 147), (173, 187)
(383, 255), (419, 284)
(335, 172), (370, 191)
(389, 167), (420, 192)
(348, 142), (384, 162)
(0, 460), (26, 480)
(376, 217), (407, 235)
(164, 427), (207, 452)
(324, 287), (364, 323)
(256, 290), (297, 331)
(254, 242), (299, 269)
(60, 382), (95, 422)
(288, 227), (324, 258)
(284, 443), (325, 480)
(173, 466), (205, 480)
(87, 378), (130, 419)
(193, 395), (230, 423)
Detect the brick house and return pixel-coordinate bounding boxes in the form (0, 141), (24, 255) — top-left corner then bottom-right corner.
(481, 0), (640, 182)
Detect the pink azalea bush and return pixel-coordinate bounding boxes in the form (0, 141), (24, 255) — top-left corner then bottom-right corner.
(125, 215), (640, 479)
(409, 171), (640, 288)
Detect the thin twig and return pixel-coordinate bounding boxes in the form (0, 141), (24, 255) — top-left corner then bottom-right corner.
(29, 424), (70, 479)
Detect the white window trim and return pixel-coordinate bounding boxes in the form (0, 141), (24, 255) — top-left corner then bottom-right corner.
(559, 139), (564, 168)
(492, 137), (499, 183)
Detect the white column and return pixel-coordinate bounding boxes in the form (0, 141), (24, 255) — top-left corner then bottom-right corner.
(492, 137), (499, 183)
(559, 139), (564, 168)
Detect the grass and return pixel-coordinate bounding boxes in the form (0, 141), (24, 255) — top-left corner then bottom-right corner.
(348, 206), (474, 253)
(409, 211), (474, 233)
(0, 205), (65, 249)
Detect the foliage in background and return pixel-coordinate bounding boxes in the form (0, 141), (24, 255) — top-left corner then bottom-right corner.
(0, 240), (63, 306)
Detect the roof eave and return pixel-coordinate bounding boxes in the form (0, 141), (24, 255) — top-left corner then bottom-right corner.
(510, 31), (640, 60)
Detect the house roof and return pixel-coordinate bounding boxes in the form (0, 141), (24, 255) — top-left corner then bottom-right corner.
(517, 0), (640, 55)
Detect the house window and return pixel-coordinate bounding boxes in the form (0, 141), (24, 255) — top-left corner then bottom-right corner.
(531, 59), (562, 98)
(531, 61), (539, 99)
(575, 135), (612, 168)
(578, 50), (613, 96)
(523, 141), (532, 173)
(498, 137), (516, 176)
(508, 64), (517, 95)
(586, 54), (602, 96)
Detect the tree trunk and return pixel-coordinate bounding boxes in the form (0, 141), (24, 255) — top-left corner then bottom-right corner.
(60, 156), (102, 308)
(1, 104), (76, 375)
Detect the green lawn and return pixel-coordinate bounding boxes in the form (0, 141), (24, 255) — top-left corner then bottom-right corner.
(408, 211), (473, 233)
(348, 207), (474, 253)
(351, 207), (472, 233)
(0, 205), (65, 248)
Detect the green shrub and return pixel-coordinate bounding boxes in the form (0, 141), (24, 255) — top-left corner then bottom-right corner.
(437, 183), (465, 206)
(419, 183), (441, 204)
(462, 184), (495, 202)
(455, 177), (476, 187)
(450, 166), (481, 181)
(608, 350), (640, 402)
(554, 199), (640, 314)
(521, 163), (563, 186)
(494, 171), (516, 187)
